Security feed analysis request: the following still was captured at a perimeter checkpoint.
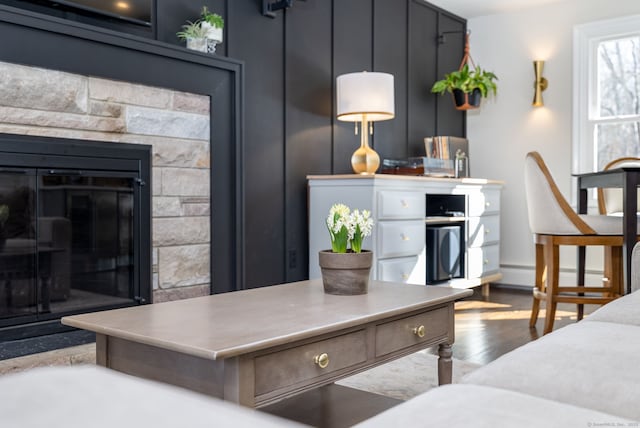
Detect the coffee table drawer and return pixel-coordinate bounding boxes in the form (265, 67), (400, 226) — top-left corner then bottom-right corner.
(375, 307), (449, 357)
(254, 330), (367, 396)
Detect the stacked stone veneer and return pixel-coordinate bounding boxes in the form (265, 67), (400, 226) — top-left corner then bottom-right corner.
(0, 61), (211, 303)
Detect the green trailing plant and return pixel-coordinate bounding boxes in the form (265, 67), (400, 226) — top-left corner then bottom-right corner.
(200, 6), (224, 29)
(431, 64), (498, 98)
(176, 20), (208, 41)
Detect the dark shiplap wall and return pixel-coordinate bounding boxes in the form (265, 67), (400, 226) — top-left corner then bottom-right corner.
(222, 0), (466, 289)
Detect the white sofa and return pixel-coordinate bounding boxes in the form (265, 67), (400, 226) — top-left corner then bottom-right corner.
(359, 244), (640, 427)
(0, 365), (305, 428)
(3, 246), (640, 427)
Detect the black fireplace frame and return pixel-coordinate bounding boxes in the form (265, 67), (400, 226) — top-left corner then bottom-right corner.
(0, 133), (152, 340)
(0, 4), (244, 297)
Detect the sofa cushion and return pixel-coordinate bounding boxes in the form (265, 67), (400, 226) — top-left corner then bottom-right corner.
(586, 290), (640, 326)
(461, 321), (640, 420)
(0, 365), (305, 428)
(355, 384), (631, 428)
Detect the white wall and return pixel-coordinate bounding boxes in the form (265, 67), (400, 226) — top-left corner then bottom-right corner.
(467, 0), (640, 286)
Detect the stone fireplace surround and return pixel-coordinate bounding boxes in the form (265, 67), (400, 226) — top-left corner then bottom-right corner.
(0, 5), (244, 308)
(0, 62), (211, 303)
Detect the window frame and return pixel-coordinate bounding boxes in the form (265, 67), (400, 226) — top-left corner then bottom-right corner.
(573, 15), (640, 206)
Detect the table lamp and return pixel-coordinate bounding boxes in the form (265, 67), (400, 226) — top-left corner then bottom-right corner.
(336, 71), (395, 174)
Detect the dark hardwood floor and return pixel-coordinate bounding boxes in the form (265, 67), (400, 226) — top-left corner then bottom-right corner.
(449, 286), (597, 365)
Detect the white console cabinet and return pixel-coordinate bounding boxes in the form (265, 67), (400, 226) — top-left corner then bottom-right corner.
(308, 175), (504, 292)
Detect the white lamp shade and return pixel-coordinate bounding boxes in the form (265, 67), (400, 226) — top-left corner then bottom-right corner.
(336, 72), (395, 122)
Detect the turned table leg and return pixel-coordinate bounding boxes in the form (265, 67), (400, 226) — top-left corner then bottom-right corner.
(438, 343), (453, 385)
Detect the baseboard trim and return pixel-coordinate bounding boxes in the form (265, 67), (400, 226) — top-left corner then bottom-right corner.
(497, 265), (605, 289)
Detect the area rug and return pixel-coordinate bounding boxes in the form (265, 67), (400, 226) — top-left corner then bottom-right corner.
(335, 350), (481, 401)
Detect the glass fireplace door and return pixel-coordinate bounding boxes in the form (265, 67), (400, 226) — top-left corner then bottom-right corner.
(0, 168), (38, 322)
(0, 135), (150, 340)
(38, 170), (137, 317)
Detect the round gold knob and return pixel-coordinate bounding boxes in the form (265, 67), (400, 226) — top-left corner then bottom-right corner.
(314, 353), (329, 369)
(412, 325), (425, 338)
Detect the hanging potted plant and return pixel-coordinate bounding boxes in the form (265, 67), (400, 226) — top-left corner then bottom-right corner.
(431, 64), (498, 110)
(430, 33), (498, 110)
(318, 203), (374, 295)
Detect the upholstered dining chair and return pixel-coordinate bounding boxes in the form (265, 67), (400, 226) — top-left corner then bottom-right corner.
(597, 157), (640, 216)
(524, 151), (625, 334)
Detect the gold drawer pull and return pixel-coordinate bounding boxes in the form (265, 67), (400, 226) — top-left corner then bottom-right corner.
(401, 233), (410, 241)
(401, 273), (409, 280)
(485, 229), (490, 234)
(484, 259), (489, 265)
(314, 353), (329, 369)
(412, 325), (425, 338)
(401, 200), (409, 208)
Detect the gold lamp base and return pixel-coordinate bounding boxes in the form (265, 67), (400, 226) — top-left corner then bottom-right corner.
(351, 145), (380, 175)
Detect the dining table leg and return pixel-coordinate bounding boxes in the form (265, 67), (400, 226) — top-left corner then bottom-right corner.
(623, 171), (638, 295)
(576, 185), (588, 320)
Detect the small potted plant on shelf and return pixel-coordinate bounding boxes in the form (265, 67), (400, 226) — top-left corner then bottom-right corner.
(176, 7), (224, 54)
(431, 64), (498, 110)
(200, 6), (224, 46)
(318, 203), (374, 295)
(176, 20), (209, 53)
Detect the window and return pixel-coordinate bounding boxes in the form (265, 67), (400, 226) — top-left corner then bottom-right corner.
(594, 36), (640, 169)
(573, 16), (640, 176)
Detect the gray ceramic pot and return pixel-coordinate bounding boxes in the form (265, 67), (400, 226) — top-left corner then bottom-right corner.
(318, 250), (372, 295)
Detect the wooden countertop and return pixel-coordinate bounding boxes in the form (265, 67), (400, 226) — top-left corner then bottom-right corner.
(306, 174), (504, 186)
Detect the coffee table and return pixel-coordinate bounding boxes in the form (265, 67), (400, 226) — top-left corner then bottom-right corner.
(62, 280), (471, 409)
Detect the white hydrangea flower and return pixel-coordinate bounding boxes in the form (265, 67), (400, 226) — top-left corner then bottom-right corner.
(333, 217), (348, 234)
(359, 209), (374, 237)
(325, 203), (374, 253)
(326, 203), (350, 231)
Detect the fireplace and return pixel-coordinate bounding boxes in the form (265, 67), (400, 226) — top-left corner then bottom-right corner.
(0, 134), (151, 340)
(0, 5), (243, 347)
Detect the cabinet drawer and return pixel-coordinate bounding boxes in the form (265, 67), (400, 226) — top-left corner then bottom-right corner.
(254, 330), (367, 396)
(378, 256), (424, 284)
(468, 190), (500, 217)
(377, 191), (425, 219)
(467, 244), (500, 278)
(375, 307), (450, 357)
(467, 215), (500, 248)
(377, 221), (426, 258)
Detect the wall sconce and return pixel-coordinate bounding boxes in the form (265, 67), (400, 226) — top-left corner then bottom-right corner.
(533, 60), (548, 107)
(336, 71), (395, 174)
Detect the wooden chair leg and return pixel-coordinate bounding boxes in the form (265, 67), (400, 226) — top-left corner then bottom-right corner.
(543, 241), (559, 335)
(604, 246), (623, 298)
(530, 243), (544, 327)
